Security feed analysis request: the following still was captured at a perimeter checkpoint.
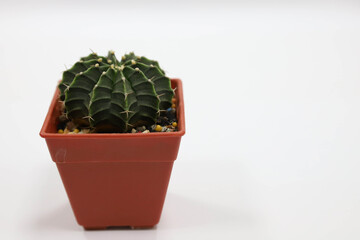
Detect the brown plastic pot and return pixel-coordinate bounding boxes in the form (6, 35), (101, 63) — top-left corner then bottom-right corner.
(40, 79), (185, 230)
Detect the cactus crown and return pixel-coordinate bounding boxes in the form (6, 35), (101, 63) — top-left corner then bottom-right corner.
(58, 51), (174, 133)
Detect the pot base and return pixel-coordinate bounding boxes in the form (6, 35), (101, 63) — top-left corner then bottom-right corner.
(83, 225), (154, 230)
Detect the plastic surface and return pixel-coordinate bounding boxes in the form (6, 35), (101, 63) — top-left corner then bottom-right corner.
(40, 79), (185, 229)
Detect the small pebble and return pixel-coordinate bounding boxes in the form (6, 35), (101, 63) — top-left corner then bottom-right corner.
(172, 122), (178, 127)
(136, 126), (146, 132)
(157, 116), (170, 126)
(58, 129), (64, 134)
(64, 128), (70, 134)
(166, 128), (174, 132)
(166, 108), (176, 120)
(59, 114), (68, 123)
(131, 128), (137, 133)
(142, 130), (150, 133)
(150, 124), (156, 131)
(155, 125), (162, 132)
(79, 129), (90, 134)
(66, 121), (76, 131)
(161, 126), (168, 132)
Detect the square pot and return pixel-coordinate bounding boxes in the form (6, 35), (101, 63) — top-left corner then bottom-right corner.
(40, 79), (185, 230)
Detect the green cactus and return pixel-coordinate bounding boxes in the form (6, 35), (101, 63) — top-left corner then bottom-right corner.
(58, 51), (174, 133)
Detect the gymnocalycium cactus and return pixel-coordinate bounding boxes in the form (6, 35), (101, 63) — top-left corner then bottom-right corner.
(58, 51), (174, 133)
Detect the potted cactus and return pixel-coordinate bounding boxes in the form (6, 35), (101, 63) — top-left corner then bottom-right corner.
(40, 51), (185, 230)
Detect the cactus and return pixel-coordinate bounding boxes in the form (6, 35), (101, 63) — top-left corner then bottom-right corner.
(58, 51), (174, 133)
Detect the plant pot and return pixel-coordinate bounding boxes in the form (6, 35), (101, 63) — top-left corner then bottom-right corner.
(40, 79), (185, 230)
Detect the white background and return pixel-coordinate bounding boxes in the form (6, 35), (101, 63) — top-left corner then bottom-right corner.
(1, 0), (360, 239)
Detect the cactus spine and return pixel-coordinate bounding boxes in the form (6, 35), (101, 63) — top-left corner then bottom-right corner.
(58, 51), (174, 133)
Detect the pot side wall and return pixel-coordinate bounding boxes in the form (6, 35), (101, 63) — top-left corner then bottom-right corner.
(57, 161), (174, 228)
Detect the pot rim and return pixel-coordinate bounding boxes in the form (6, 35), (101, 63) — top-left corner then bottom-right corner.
(40, 78), (185, 139)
